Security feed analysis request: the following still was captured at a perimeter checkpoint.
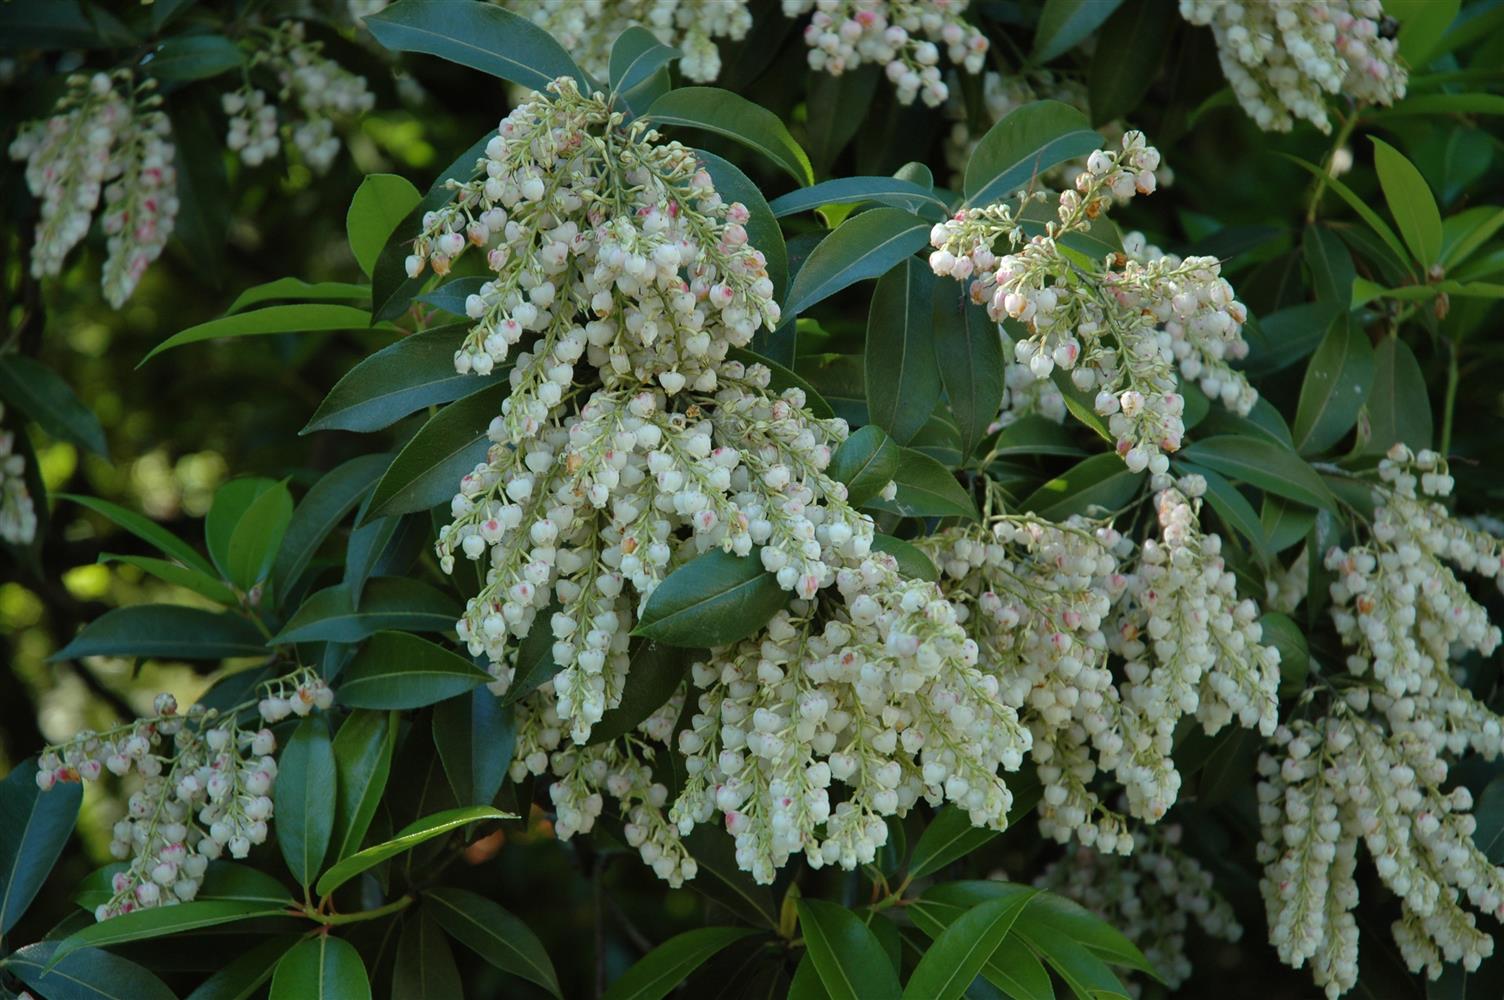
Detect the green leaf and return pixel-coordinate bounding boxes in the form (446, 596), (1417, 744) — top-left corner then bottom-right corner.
(1394, 0), (1461, 66)
(1241, 303), (1333, 378)
(698, 150), (789, 304)
(829, 424), (900, 506)
(228, 278), (371, 314)
(727, 347), (834, 419)
(61, 493), (217, 577)
(1021, 452), (1145, 521)
(634, 549), (789, 648)
(782, 208), (930, 318)
(52, 900), (291, 962)
(1282, 154), (1416, 278)
(1179, 436), (1336, 512)
(316, 806), (509, 897)
(394, 910), (463, 1000)
(206, 477), (277, 581)
(608, 25), (680, 112)
(1292, 314), (1375, 455)
(909, 901), (1054, 1000)
(1173, 461), (1268, 559)
(503, 614), (562, 705)
(426, 887), (561, 998)
(147, 34), (242, 82)
(1261, 496), (1316, 554)
(866, 447), (979, 520)
(990, 414), (1085, 459)
(1441, 206), (1504, 271)
(903, 891), (1038, 1000)
(908, 805), (1000, 880)
(1371, 137), (1443, 269)
(5, 941), (175, 1000)
(804, 64), (881, 173)
(434, 690), (514, 804)
(226, 480), (294, 591)
(865, 260), (939, 445)
(1259, 610), (1310, 697)
(1087, 0), (1173, 125)
(269, 935), (371, 1000)
(337, 631), (492, 709)
(331, 709), (397, 862)
(368, 383), (509, 517)
(963, 101), (1101, 208)
(1304, 226), (1356, 309)
(274, 576), (459, 644)
(364, 0), (587, 91)
(768, 177), (946, 219)
(1473, 776), (1504, 865)
(1364, 336), (1433, 454)
(141, 304), (378, 365)
(1034, 0), (1125, 61)
(871, 534), (939, 582)
(347, 174), (422, 277)
(275, 716), (336, 889)
(272, 453), (389, 593)
(932, 280), (1004, 459)
(643, 87), (813, 186)
(0, 355), (107, 455)
(1, 759), (82, 934)
(589, 642), (689, 744)
(98, 554), (238, 605)
(797, 898), (901, 1000)
(50, 605), (265, 661)
(185, 935), (299, 1000)
(602, 927), (757, 1000)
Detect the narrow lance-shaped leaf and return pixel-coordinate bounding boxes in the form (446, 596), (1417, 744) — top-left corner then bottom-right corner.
(141, 304), (379, 365)
(336, 631), (493, 710)
(1371, 136), (1443, 269)
(331, 709), (396, 861)
(782, 208), (930, 318)
(316, 806), (511, 897)
(0, 355), (107, 456)
(634, 549), (790, 648)
(601, 927), (758, 1000)
(964, 101), (1102, 208)
(363, 0), (588, 91)
(1, 759), (83, 934)
(275, 716), (336, 889)
(865, 259), (940, 445)
(50, 605), (267, 662)
(796, 898), (901, 1000)
(643, 87), (814, 186)
(1292, 313), (1374, 455)
(932, 279), (1004, 459)
(426, 887), (562, 998)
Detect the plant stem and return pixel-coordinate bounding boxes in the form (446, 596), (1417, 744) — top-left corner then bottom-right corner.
(1441, 339), (1460, 455)
(1306, 112), (1361, 224)
(306, 894), (414, 926)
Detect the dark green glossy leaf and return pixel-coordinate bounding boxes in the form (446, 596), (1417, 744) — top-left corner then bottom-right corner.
(6, 941), (175, 1000)
(1087, 0), (1173, 125)
(50, 605), (265, 662)
(394, 910), (462, 999)
(316, 806), (509, 896)
(829, 425), (899, 506)
(142, 304), (378, 365)
(601, 927), (757, 1000)
(272, 453), (389, 593)
(1, 759), (83, 934)
(1304, 226), (1356, 309)
(1293, 314), (1374, 456)
(699, 149), (789, 304)
(727, 347), (834, 419)
(434, 690), (514, 804)
(963, 102), (1101, 208)
(902, 891), (1037, 1000)
(347, 174), (421, 277)
(426, 887), (562, 997)
(1179, 436), (1336, 512)
(634, 549), (789, 647)
(768, 177), (946, 219)
(932, 280), (1004, 460)
(98, 554), (238, 605)
(61, 493), (217, 577)
(871, 534), (938, 581)
(866, 447), (978, 520)
(368, 383), (509, 517)
(0, 355), (107, 455)
(364, 0), (587, 91)
(331, 709), (397, 861)
(796, 898), (900, 1000)
(268, 935), (371, 1000)
(1259, 611), (1310, 697)
(609, 25), (679, 113)
(185, 935), (300, 1000)
(1363, 336), (1432, 454)
(1372, 136), (1442, 268)
(644, 87), (813, 186)
(275, 716), (336, 888)
(907, 805), (999, 880)
(227, 278), (370, 314)
(338, 631), (492, 709)
(147, 34), (242, 82)
(866, 260), (939, 444)
(783, 208), (930, 318)
(53, 900), (291, 961)
(1021, 452), (1144, 520)
(1034, 0), (1125, 60)
(589, 642), (689, 744)
(273, 576), (460, 644)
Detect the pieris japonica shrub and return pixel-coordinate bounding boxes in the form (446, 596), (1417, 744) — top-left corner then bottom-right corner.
(5, 1), (1504, 998)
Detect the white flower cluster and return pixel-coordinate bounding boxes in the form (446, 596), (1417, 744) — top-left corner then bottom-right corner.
(1179, 0), (1406, 132)
(929, 131), (1256, 472)
(922, 479), (1280, 851)
(1037, 827), (1242, 992)
(507, 0), (753, 83)
(1259, 709), (1504, 997)
(1253, 445), (1504, 996)
(9, 70), (179, 306)
(0, 403), (38, 545)
(225, 22), (374, 174)
(994, 360), (1067, 429)
(34, 673), (331, 920)
(782, 0), (987, 106)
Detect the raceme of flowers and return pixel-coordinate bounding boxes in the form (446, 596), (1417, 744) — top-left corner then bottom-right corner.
(1257, 446), (1504, 996)
(783, 0), (988, 106)
(920, 475), (1281, 853)
(34, 672), (333, 920)
(1179, 0), (1407, 132)
(223, 22), (375, 173)
(0, 402), (39, 546)
(9, 70), (179, 306)
(929, 131), (1257, 472)
(508, 0), (753, 84)
(1037, 827), (1242, 993)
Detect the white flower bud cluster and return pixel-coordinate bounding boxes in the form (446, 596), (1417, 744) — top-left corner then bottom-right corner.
(929, 131), (1256, 472)
(34, 675), (328, 920)
(1265, 545), (1310, 614)
(1179, 0), (1406, 133)
(922, 515), (1135, 853)
(1258, 707), (1504, 998)
(1325, 445), (1504, 758)
(228, 22), (374, 174)
(9, 70), (179, 306)
(413, 80), (874, 747)
(1037, 827), (1241, 992)
(0, 404), (38, 545)
(508, 0), (753, 83)
(993, 360), (1067, 430)
(781, 0), (987, 106)
(1112, 482), (1280, 821)
(669, 554), (1031, 884)
(943, 72), (1173, 196)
